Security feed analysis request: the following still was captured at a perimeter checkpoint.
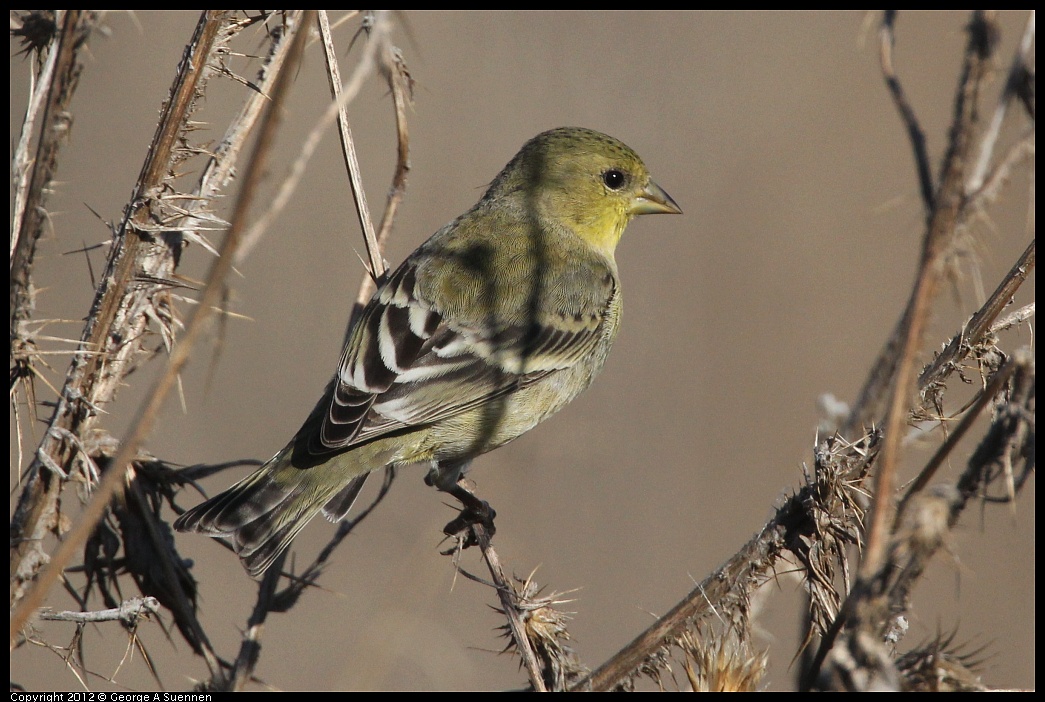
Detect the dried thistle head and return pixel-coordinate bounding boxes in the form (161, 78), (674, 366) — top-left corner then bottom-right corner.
(891, 484), (961, 562)
(680, 630), (767, 692)
(896, 630), (989, 692)
(495, 570), (586, 691)
(11, 11), (58, 59)
(796, 431), (877, 638)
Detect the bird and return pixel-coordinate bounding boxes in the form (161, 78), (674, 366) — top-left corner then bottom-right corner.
(174, 126), (682, 577)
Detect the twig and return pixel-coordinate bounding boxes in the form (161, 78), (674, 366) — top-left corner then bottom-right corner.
(10, 11), (62, 267)
(472, 525), (548, 692)
(918, 239), (1035, 391)
(266, 468), (398, 614)
(317, 10), (382, 280)
(897, 354), (1019, 525)
(967, 10), (1036, 195)
(10, 10), (94, 437)
(374, 44), (413, 262)
(879, 10), (936, 216)
(799, 11), (1002, 691)
(576, 433), (879, 691)
(811, 350), (1033, 691)
(187, 12), (304, 264)
(9, 10), (313, 649)
(316, 10), (414, 342)
(10, 10), (92, 291)
(11, 9), (231, 627)
(859, 9), (996, 584)
(234, 12), (391, 266)
(990, 302), (1035, 334)
(39, 596), (160, 624)
(841, 11), (1015, 439)
(228, 557), (284, 691)
(123, 475), (214, 661)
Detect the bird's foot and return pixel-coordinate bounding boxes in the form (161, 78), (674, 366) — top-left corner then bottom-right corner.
(438, 477), (497, 548)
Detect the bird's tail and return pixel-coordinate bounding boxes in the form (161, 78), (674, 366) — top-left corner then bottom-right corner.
(174, 445), (368, 578)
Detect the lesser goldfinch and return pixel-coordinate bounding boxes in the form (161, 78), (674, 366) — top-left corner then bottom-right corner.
(175, 127), (681, 576)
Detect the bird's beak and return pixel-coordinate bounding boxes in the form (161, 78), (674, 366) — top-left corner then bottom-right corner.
(631, 179), (683, 215)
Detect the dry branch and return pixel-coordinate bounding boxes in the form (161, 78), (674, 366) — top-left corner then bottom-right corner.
(8, 10), (1034, 692)
(11, 12), (234, 630)
(572, 10), (1034, 692)
(9, 12), (315, 677)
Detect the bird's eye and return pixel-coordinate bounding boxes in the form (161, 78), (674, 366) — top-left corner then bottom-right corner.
(602, 169), (627, 190)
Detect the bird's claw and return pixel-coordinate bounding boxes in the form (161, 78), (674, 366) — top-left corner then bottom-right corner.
(442, 499), (497, 547)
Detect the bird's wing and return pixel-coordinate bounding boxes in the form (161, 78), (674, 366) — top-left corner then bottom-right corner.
(309, 236), (616, 454)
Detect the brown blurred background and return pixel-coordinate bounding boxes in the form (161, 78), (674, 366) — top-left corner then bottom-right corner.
(10, 11), (1034, 691)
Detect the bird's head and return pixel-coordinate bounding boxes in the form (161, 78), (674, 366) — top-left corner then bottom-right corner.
(484, 127), (682, 258)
